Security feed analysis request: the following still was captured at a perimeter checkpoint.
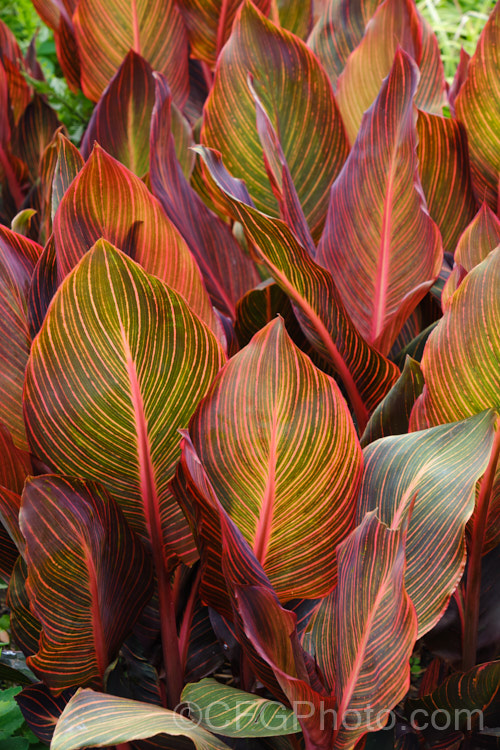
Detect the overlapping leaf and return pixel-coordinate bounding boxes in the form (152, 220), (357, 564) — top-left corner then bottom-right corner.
(150, 73), (259, 318)
(201, 0), (348, 241)
(81, 51), (155, 178)
(188, 317), (362, 600)
(417, 111), (477, 256)
(0, 423), (30, 578)
(51, 689), (231, 750)
(182, 678), (300, 737)
(52, 144), (219, 335)
(38, 129), (83, 244)
(455, 2), (500, 210)
(11, 96), (60, 183)
(334, 0), (445, 144)
(317, 49), (442, 354)
(19, 475), (154, 691)
(357, 411), (497, 636)
(196, 146), (400, 430)
(177, 0), (271, 66)
(330, 512), (417, 750)
(0, 226), (42, 449)
(73, 0), (189, 106)
(410, 246), (500, 429)
(24, 240), (225, 565)
(360, 357), (424, 447)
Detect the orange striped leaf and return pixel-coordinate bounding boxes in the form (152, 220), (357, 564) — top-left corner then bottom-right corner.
(317, 49), (443, 355)
(357, 411), (497, 637)
(150, 73), (259, 319)
(196, 146), (400, 430)
(19, 475), (154, 691)
(0, 226), (42, 449)
(73, 0), (189, 106)
(188, 317), (363, 600)
(455, 2), (500, 211)
(52, 144), (220, 337)
(24, 240), (225, 566)
(201, 0), (348, 242)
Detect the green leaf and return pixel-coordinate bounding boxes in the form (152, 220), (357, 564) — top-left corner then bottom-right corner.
(182, 678), (300, 737)
(51, 689), (231, 749)
(24, 240), (225, 565)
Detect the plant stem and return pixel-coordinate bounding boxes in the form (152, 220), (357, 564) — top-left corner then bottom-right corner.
(157, 557), (184, 708)
(462, 421), (500, 671)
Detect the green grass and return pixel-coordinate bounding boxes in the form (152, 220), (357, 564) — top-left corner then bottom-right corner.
(416, 0), (497, 80)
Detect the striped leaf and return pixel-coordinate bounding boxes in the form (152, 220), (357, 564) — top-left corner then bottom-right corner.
(406, 660), (500, 737)
(417, 111), (477, 256)
(188, 317), (362, 600)
(455, 2), (500, 210)
(335, 0), (445, 144)
(27, 236), (58, 338)
(150, 73), (259, 319)
(410, 246), (500, 429)
(24, 240), (225, 566)
(0, 423), (30, 579)
(442, 202), (500, 307)
(183, 601), (224, 683)
(19, 475), (154, 692)
(196, 146), (400, 430)
(331, 511), (417, 750)
(38, 129), (83, 244)
(201, 0), (348, 242)
(0, 226), (42, 449)
(51, 689), (231, 750)
(52, 144), (220, 336)
(11, 95), (60, 183)
(177, 0), (271, 67)
(16, 683), (73, 745)
(360, 356), (424, 448)
(8, 557), (43, 657)
(81, 51), (155, 178)
(182, 678), (300, 737)
(317, 49), (443, 355)
(356, 411), (498, 637)
(277, 0), (313, 39)
(308, 0), (381, 90)
(73, 0), (189, 106)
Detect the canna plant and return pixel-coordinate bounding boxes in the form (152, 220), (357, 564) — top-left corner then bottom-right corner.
(0, 0), (499, 749)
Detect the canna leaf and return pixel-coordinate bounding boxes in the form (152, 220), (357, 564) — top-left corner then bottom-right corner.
(73, 0), (189, 106)
(406, 660), (500, 735)
(81, 51), (155, 178)
(182, 678), (300, 737)
(201, 0), (348, 242)
(52, 144), (220, 336)
(188, 317), (363, 600)
(317, 49), (443, 355)
(276, 0), (313, 39)
(11, 96), (60, 183)
(410, 246), (500, 429)
(417, 111), (477, 256)
(196, 146), (400, 430)
(331, 511), (417, 750)
(177, 0), (271, 67)
(0, 226), (42, 449)
(360, 356), (424, 447)
(308, 0), (382, 90)
(24, 240), (225, 565)
(0, 422), (31, 579)
(356, 411), (498, 636)
(16, 683), (74, 745)
(335, 0), (445, 144)
(19, 475), (154, 692)
(51, 688), (231, 750)
(150, 73), (259, 318)
(455, 2), (500, 210)
(27, 237), (58, 339)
